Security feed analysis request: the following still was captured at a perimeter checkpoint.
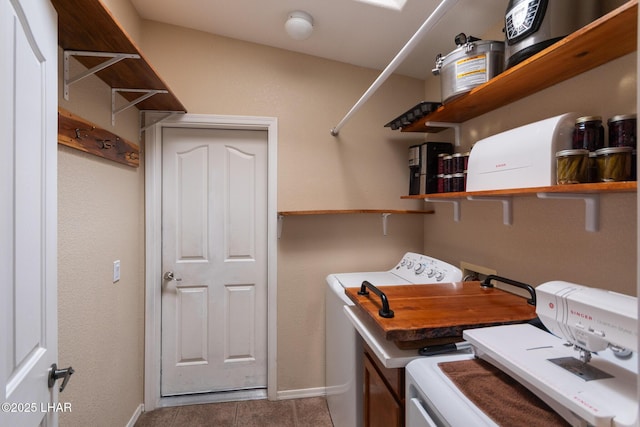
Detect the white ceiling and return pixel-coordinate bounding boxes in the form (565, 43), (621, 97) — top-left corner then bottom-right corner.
(130, 0), (507, 80)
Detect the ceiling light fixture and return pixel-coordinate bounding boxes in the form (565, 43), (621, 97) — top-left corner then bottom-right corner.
(285, 11), (314, 40)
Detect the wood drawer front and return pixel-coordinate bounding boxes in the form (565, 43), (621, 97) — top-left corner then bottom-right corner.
(364, 346), (404, 401)
(364, 354), (403, 427)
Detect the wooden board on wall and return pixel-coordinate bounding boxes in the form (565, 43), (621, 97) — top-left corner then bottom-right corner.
(57, 107), (140, 167)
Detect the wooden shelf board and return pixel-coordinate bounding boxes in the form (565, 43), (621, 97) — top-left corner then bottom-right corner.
(51, 0), (186, 112)
(403, 0), (637, 131)
(278, 209), (434, 216)
(401, 182), (637, 200)
(58, 107), (140, 167)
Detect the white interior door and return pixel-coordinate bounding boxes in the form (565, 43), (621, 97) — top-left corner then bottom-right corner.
(0, 0), (59, 425)
(161, 127), (268, 396)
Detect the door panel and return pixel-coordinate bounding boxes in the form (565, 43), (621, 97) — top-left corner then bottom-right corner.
(161, 127), (268, 396)
(176, 145), (209, 261)
(1, 0), (58, 425)
(226, 146), (256, 259)
(176, 287), (208, 364)
(225, 284), (256, 361)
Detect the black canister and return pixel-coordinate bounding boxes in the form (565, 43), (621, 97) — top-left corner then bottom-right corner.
(451, 173), (465, 192)
(437, 174), (445, 193)
(443, 174), (452, 192)
(443, 155), (453, 175)
(608, 114), (637, 148)
(452, 153), (465, 174)
(437, 153), (447, 175)
(573, 116), (605, 151)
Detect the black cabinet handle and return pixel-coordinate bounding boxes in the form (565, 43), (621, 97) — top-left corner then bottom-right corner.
(358, 281), (394, 318)
(481, 275), (536, 306)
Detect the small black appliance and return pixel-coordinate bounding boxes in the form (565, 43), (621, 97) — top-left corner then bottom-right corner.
(420, 142), (453, 194)
(504, 0), (602, 68)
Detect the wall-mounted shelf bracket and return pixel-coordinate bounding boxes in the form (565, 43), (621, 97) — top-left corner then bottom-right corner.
(424, 122), (461, 146)
(277, 214), (284, 239)
(467, 196), (513, 225)
(64, 50), (140, 101)
(424, 198), (461, 222)
(381, 213), (392, 236)
(537, 192), (600, 232)
(112, 88), (168, 125)
(140, 110), (186, 135)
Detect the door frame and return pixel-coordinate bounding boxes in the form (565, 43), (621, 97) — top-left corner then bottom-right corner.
(144, 113), (278, 410)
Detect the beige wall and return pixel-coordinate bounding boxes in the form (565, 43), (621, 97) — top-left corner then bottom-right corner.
(100, 0), (142, 44)
(57, 47), (145, 426)
(138, 20), (429, 394)
(422, 53), (637, 296)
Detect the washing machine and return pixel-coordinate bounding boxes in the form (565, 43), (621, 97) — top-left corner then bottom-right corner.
(325, 252), (462, 427)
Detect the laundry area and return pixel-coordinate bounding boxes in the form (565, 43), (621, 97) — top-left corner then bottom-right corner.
(2, 0), (638, 426)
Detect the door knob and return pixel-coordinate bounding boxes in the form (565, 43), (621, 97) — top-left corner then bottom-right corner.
(48, 363), (74, 393)
(163, 271), (182, 281)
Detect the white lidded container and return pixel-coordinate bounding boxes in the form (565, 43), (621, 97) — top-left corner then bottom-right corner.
(466, 112), (581, 191)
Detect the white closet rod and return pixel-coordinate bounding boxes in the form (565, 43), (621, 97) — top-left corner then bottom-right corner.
(330, 0), (459, 137)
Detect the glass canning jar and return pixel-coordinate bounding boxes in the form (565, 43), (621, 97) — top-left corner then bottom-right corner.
(573, 116), (604, 151)
(556, 149), (589, 184)
(596, 147), (633, 182)
(608, 114), (636, 148)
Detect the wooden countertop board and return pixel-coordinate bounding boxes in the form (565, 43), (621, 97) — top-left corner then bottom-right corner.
(345, 282), (537, 342)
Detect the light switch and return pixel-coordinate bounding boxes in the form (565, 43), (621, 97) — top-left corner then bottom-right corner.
(113, 260), (121, 283)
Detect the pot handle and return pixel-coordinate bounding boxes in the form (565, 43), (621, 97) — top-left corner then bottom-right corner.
(454, 33), (481, 46)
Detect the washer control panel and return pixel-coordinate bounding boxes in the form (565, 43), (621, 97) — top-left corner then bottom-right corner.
(392, 252), (462, 283)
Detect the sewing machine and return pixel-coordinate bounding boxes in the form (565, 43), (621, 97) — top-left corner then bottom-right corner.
(463, 281), (638, 427)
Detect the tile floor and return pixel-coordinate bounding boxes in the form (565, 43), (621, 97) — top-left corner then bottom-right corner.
(134, 397), (334, 427)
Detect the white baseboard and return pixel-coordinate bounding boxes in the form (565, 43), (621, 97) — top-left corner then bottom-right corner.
(126, 403), (144, 427)
(276, 387), (327, 400)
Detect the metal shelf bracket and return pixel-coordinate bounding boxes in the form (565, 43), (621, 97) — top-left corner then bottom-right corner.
(112, 88), (168, 125)
(537, 192), (600, 232)
(64, 50), (140, 101)
(381, 213), (392, 236)
(424, 198), (461, 222)
(467, 196), (513, 226)
(424, 122), (461, 146)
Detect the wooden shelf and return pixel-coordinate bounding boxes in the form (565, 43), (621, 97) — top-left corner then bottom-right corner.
(401, 182), (637, 200)
(402, 182), (636, 232)
(58, 107), (139, 167)
(51, 0), (186, 113)
(278, 209), (434, 216)
(402, 0), (637, 132)
(277, 209), (434, 238)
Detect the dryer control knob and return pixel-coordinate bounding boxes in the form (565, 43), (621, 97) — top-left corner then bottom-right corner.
(414, 263), (426, 274)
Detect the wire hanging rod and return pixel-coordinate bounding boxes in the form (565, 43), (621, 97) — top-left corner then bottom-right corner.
(330, 0), (459, 137)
